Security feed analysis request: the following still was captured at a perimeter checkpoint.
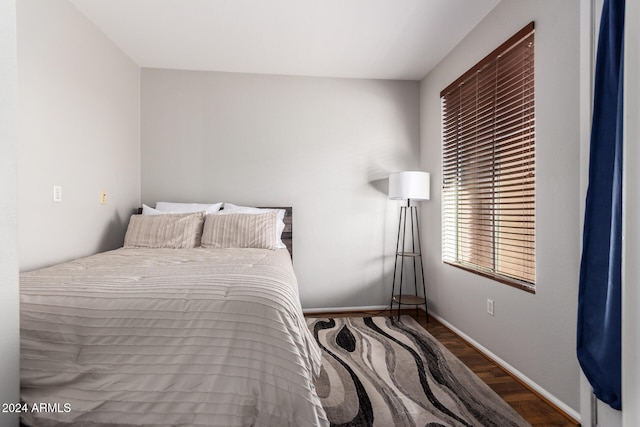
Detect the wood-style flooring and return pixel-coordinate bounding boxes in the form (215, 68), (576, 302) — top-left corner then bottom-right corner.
(305, 309), (580, 427)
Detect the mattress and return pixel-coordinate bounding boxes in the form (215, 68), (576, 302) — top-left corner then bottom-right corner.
(20, 247), (328, 427)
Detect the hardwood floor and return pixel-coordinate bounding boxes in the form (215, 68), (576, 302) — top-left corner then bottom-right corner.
(305, 309), (580, 427)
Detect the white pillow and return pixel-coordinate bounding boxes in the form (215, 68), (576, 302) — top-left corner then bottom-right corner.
(221, 203), (286, 249)
(142, 204), (163, 215)
(154, 201), (223, 215)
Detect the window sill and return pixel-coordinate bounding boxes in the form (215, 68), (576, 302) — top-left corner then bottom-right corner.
(443, 261), (536, 294)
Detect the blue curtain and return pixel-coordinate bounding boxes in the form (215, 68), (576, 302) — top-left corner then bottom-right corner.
(577, 0), (625, 411)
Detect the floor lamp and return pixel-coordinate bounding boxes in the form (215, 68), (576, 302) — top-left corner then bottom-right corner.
(389, 171), (430, 321)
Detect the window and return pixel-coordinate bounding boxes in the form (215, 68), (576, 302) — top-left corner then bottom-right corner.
(441, 23), (535, 292)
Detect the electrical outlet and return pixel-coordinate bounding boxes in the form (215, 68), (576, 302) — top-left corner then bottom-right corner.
(53, 185), (62, 202)
(100, 191), (107, 205)
(487, 298), (494, 316)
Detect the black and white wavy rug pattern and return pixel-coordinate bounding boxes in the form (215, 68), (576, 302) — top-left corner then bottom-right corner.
(307, 316), (531, 427)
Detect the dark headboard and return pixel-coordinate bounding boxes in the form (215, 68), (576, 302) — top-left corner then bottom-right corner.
(136, 206), (293, 258)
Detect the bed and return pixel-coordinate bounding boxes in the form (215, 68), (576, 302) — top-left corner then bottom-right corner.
(20, 205), (328, 427)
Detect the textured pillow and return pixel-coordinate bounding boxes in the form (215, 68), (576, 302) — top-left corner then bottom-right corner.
(124, 212), (205, 248)
(155, 201), (223, 214)
(221, 203), (286, 249)
(201, 212), (277, 250)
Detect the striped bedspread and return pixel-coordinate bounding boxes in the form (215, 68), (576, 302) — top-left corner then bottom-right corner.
(20, 248), (328, 427)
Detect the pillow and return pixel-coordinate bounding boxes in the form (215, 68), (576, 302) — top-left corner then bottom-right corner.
(221, 203), (286, 249)
(141, 203), (163, 215)
(124, 212), (205, 248)
(201, 212), (276, 250)
(154, 201), (223, 214)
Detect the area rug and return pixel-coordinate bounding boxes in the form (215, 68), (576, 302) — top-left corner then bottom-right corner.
(307, 316), (531, 427)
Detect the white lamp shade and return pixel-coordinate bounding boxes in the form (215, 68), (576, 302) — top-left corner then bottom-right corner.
(388, 171), (430, 201)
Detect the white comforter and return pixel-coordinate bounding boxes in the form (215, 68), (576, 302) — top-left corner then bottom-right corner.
(20, 248), (328, 427)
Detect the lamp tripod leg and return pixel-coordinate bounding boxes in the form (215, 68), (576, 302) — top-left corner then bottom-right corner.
(397, 205), (408, 321)
(390, 205), (403, 318)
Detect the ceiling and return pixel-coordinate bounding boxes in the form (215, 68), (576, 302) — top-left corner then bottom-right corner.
(69, 0), (500, 81)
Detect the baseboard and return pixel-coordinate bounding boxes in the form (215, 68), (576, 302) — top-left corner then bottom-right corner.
(302, 305), (388, 314)
(303, 305), (581, 424)
(428, 312), (581, 424)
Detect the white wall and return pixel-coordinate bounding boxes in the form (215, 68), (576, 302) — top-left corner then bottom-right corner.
(17, 0), (141, 271)
(141, 69), (420, 309)
(0, 0), (20, 424)
(623, 1), (640, 424)
(420, 0), (581, 417)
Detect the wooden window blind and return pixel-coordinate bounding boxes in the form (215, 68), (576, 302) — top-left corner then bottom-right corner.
(441, 22), (535, 291)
